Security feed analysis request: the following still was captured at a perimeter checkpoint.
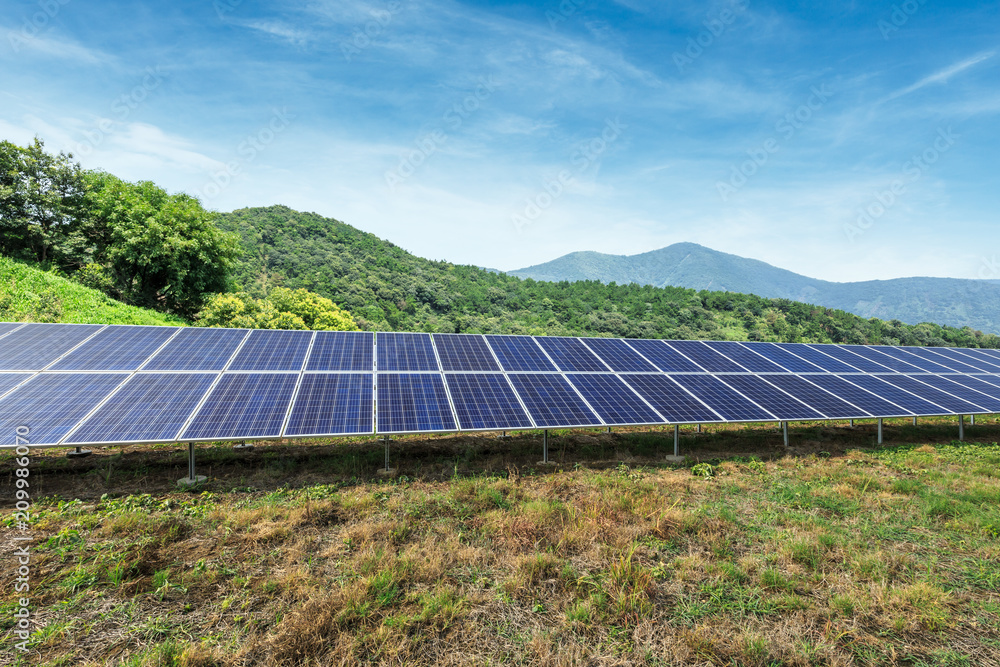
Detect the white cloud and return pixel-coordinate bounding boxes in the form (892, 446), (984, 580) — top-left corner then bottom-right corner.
(883, 51), (995, 103)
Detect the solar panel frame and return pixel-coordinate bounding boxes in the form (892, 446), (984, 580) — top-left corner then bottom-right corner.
(64, 373), (218, 445)
(909, 374), (1000, 413)
(485, 335), (558, 372)
(949, 348), (1000, 372)
(376, 372), (457, 433)
(181, 373), (301, 441)
(0, 323), (24, 338)
(565, 373), (666, 426)
(0, 373), (35, 399)
(947, 374), (1000, 401)
(444, 373), (534, 431)
(507, 373), (604, 428)
(665, 340), (748, 373)
(903, 346), (990, 373)
(284, 373), (375, 437)
(0, 323), (105, 371)
(874, 346), (956, 374)
(142, 327), (250, 371)
(668, 374), (776, 422)
(803, 374), (914, 417)
(775, 343), (862, 373)
(433, 334), (502, 372)
(622, 339), (705, 372)
(809, 344), (893, 373)
(377, 333), (441, 372)
(875, 374), (990, 414)
(303, 331), (375, 372)
(49, 326), (179, 372)
(837, 374), (949, 415)
(619, 374), (722, 424)
(740, 342), (829, 373)
(760, 374), (873, 419)
(579, 338), (658, 372)
(703, 341), (788, 373)
(534, 337), (610, 372)
(715, 374), (826, 421)
(226, 330), (315, 372)
(842, 345), (926, 373)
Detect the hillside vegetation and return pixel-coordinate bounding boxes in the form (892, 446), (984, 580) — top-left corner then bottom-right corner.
(509, 243), (1000, 334)
(0, 255), (188, 326)
(216, 206), (1000, 348)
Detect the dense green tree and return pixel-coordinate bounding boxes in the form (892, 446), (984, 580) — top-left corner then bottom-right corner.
(196, 288), (358, 330)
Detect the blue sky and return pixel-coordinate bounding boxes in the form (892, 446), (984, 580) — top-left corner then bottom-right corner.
(2, 0), (998, 282)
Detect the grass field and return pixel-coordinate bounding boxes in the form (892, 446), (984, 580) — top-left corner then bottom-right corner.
(1, 419), (998, 666)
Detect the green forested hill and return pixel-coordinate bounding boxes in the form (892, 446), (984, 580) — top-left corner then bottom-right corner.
(215, 206), (1000, 348)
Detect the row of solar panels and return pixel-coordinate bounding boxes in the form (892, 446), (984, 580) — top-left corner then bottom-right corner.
(4, 323), (1000, 448)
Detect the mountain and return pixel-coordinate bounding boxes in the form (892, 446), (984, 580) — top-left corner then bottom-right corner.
(508, 243), (1000, 334)
(212, 206), (999, 348)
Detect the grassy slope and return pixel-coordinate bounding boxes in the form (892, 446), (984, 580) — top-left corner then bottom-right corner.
(0, 256), (188, 326)
(3, 421), (998, 666)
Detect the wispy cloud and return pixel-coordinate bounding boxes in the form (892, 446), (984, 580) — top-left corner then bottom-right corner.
(882, 51), (995, 103)
(1, 30), (112, 65)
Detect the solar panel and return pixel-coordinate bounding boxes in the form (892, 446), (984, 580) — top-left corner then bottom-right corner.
(0, 373), (33, 398)
(743, 342), (828, 373)
(804, 374), (914, 417)
(0, 323), (23, 337)
(619, 374), (720, 423)
(665, 341), (746, 373)
(875, 375), (988, 414)
(485, 335), (557, 371)
(0, 323), (103, 371)
(703, 341), (787, 373)
(0, 374), (128, 445)
(777, 343), (860, 373)
(433, 334), (501, 372)
(285, 373), (374, 436)
(507, 374), (603, 428)
(581, 338), (658, 372)
(838, 375), (947, 415)
(566, 374), (664, 425)
(874, 346), (953, 373)
(903, 347), (988, 373)
(807, 345), (889, 373)
(761, 375), (872, 419)
(945, 375), (1000, 403)
(668, 374), (775, 422)
(50, 326), (178, 371)
(911, 375), (1000, 412)
(444, 374), (533, 430)
(949, 348), (1000, 372)
(305, 331), (374, 372)
(182, 373), (299, 440)
(376, 373), (456, 432)
(623, 339), (704, 372)
(377, 333), (440, 371)
(842, 345), (924, 373)
(534, 337), (609, 372)
(963, 374), (1000, 391)
(143, 327), (248, 371)
(65, 373), (217, 444)
(717, 374), (825, 420)
(227, 330), (313, 371)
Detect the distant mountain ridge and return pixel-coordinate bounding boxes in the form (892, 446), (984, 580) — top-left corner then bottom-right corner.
(508, 243), (1000, 333)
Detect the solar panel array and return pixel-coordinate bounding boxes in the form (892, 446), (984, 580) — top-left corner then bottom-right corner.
(1, 322), (999, 448)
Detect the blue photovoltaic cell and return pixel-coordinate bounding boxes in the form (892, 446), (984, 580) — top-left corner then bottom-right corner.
(841, 345), (924, 373)
(665, 340), (747, 373)
(582, 338), (658, 372)
(51, 326), (178, 371)
(285, 373), (374, 436)
(0, 323), (103, 371)
(668, 374), (775, 422)
(905, 347), (988, 373)
(951, 349), (1000, 372)
(377, 333), (440, 371)
(776, 343), (860, 373)
(508, 374), (602, 427)
(803, 375), (914, 416)
(66, 373), (216, 444)
(486, 335), (557, 371)
(874, 347), (953, 373)
(623, 339), (704, 372)
(0, 323), (22, 337)
(433, 334), (501, 372)
(718, 374), (824, 420)
(963, 374), (1000, 391)
(619, 375), (719, 423)
(0, 374), (127, 445)
(762, 375), (872, 419)
(0, 373), (32, 398)
(445, 374), (533, 430)
(942, 375), (1000, 404)
(183, 373), (299, 440)
(567, 374), (664, 425)
(703, 341), (787, 373)
(143, 328), (248, 371)
(808, 345), (891, 373)
(227, 330), (313, 371)
(876, 375), (987, 414)
(838, 375), (947, 415)
(377, 373), (456, 432)
(535, 337), (609, 372)
(744, 343), (828, 373)
(912, 375), (1000, 412)
(306, 331), (374, 371)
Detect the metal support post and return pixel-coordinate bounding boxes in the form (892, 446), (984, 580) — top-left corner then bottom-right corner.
(697, 423), (702, 433)
(877, 418), (883, 445)
(850, 419), (854, 427)
(913, 417), (917, 426)
(782, 421), (789, 448)
(178, 442), (207, 487)
(959, 415), (965, 441)
(674, 424), (680, 457)
(543, 430), (549, 464)
(67, 446), (92, 458)
(971, 414), (976, 426)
